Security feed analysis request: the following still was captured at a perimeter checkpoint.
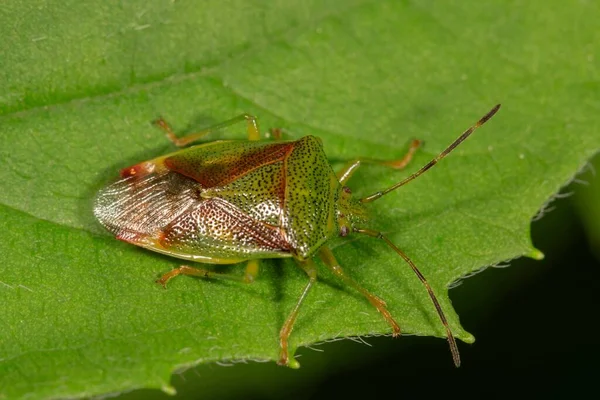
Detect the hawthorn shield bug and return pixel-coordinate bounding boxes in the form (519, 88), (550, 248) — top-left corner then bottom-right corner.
(94, 104), (501, 368)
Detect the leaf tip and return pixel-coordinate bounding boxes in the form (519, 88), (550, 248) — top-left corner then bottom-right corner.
(461, 332), (476, 344)
(527, 248), (545, 260)
(161, 384), (177, 396)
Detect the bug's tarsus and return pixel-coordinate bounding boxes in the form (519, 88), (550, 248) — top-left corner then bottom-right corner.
(354, 228), (461, 367)
(269, 127), (284, 140)
(155, 265), (194, 287)
(360, 104), (501, 203)
(386, 139), (423, 169)
(153, 117), (183, 146)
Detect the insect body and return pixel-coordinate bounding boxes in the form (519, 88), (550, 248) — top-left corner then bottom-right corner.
(94, 106), (501, 368)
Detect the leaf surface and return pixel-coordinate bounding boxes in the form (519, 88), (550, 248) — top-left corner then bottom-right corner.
(1, 1), (598, 398)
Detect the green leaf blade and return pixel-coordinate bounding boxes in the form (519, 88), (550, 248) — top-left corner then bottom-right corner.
(1, 0), (599, 399)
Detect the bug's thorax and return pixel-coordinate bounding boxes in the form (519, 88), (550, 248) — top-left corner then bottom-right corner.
(336, 186), (368, 237)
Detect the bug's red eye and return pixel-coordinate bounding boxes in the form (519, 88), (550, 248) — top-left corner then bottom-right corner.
(340, 225), (349, 237)
(342, 186), (352, 194)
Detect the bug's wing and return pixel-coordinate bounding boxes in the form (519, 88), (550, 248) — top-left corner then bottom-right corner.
(162, 138), (341, 259)
(158, 196), (291, 259)
(94, 171), (198, 246)
(162, 140), (295, 188)
(161, 140), (294, 228)
(94, 165), (291, 262)
(94, 139), (336, 262)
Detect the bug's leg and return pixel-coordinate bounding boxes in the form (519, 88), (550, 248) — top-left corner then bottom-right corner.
(353, 228), (461, 367)
(156, 259), (260, 287)
(153, 113), (261, 147)
(268, 128), (284, 140)
(336, 139), (422, 185)
(278, 259), (318, 369)
(318, 246), (401, 336)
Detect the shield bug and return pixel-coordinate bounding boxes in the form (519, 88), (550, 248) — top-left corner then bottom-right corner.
(94, 104), (501, 368)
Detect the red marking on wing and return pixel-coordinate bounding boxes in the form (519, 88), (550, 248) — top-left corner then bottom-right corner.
(164, 142), (295, 188)
(120, 162), (154, 178)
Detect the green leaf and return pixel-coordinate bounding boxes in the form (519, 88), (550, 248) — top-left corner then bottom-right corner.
(1, 0), (598, 398)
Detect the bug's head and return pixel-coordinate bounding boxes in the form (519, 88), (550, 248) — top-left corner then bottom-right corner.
(336, 185), (368, 237)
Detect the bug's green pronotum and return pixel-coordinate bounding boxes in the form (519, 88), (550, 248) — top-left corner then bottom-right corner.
(94, 104), (501, 368)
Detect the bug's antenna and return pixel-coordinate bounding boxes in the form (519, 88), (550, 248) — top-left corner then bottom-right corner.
(360, 104), (501, 203)
(354, 227), (461, 367)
